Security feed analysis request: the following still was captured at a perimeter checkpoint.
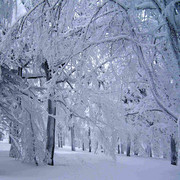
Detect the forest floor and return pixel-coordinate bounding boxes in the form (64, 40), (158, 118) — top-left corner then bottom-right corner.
(0, 141), (180, 180)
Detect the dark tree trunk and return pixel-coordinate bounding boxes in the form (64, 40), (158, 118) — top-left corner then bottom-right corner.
(44, 61), (56, 166)
(0, 133), (2, 141)
(29, 112), (38, 166)
(58, 134), (60, 148)
(60, 127), (63, 148)
(121, 143), (124, 154)
(88, 127), (91, 153)
(60, 134), (63, 148)
(45, 99), (56, 165)
(9, 136), (11, 144)
(127, 136), (131, 157)
(117, 137), (120, 154)
(82, 142), (85, 151)
(146, 144), (152, 157)
(149, 146), (152, 157)
(118, 144), (120, 154)
(171, 134), (178, 165)
(9, 122), (12, 144)
(127, 142), (131, 157)
(71, 125), (75, 151)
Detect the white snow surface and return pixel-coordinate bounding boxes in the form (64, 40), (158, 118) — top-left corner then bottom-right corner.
(0, 141), (180, 180)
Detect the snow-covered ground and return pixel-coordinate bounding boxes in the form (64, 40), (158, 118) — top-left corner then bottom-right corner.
(0, 141), (180, 180)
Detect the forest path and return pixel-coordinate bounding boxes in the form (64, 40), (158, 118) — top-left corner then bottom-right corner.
(0, 141), (180, 180)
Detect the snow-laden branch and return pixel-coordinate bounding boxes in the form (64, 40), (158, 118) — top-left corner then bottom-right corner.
(136, 46), (179, 123)
(109, 0), (129, 11)
(109, 0), (179, 123)
(19, 0), (46, 32)
(126, 108), (163, 116)
(136, 2), (156, 10)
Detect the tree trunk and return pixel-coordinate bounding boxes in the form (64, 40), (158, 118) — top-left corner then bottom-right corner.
(0, 133), (2, 141)
(163, 151), (167, 159)
(71, 125), (75, 151)
(60, 134), (63, 148)
(166, 17), (180, 69)
(94, 141), (98, 154)
(127, 142), (131, 157)
(45, 99), (56, 165)
(29, 112), (38, 166)
(88, 127), (91, 153)
(9, 122), (12, 144)
(127, 136), (131, 157)
(100, 145), (104, 153)
(9, 67), (22, 158)
(121, 143), (124, 154)
(58, 127), (63, 148)
(82, 142), (85, 151)
(9, 122), (20, 158)
(149, 146), (152, 157)
(63, 135), (65, 146)
(118, 144), (120, 154)
(146, 144), (152, 157)
(58, 134), (60, 148)
(43, 61), (56, 166)
(9, 141), (19, 158)
(171, 134), (178, 165)
(134, 135), (139, 156)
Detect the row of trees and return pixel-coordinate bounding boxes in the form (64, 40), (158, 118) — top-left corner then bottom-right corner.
(0, 0), (179, 166)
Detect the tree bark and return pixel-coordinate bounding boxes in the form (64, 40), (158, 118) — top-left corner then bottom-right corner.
(58, 127), (63, 148)
(71, 125), (75, 151)
(146, 144), (152, 157)
(9, 122), (20, 158)
(127, 143), (131, 157)
(171, 134), (178, 165)
(117, 144), (120, 154)
(58, 134), (60, 148)
(44, 61), (56, 166)
(163, 151), (167, 159)
(45, 99), (56, 165)
(94, 141), (98, 154)
(28, 111), (38, 166)
(60, 132), (63, 148)
(121, 143), (124, 154)
(9, 122), (12, 144)
(88, 127), (91, 153)
(82, 142), (85, 151)
(127, 136), (131, 157)
(133, 135), (139, 156)
(9, 67), (22, 158)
